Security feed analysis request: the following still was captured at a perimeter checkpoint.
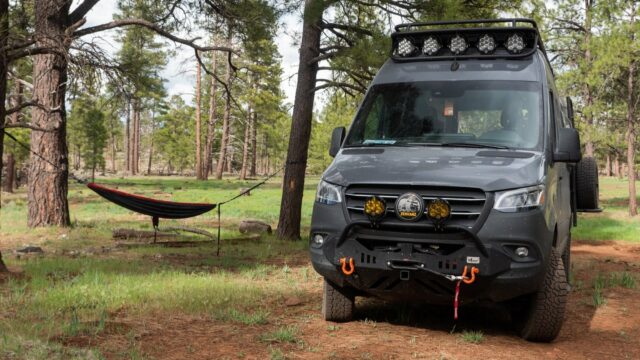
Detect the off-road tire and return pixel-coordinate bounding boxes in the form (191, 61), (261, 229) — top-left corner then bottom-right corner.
(561, 235), (572, 284)
(322, 279), (354, 322)
(514, 250), (568, 342)
(576, 157), (599, 210)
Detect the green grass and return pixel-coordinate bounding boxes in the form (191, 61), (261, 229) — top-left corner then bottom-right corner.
(459, 330), (484, 344)
(260, 325), (299, 343)
(574, 177), (640, 242)
(1, 175), (639, 357)
(213, 308), (271, 325)
(592, 274), (607, 307)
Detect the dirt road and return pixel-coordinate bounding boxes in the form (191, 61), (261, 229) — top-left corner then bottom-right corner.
(67, 241), (640, 359)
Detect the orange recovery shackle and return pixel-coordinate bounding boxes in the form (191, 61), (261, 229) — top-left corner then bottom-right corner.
(340, 257), (355, 276)
(461, 265), (479, 284)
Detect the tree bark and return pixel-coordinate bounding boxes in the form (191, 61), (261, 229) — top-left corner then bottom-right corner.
(582, 0), (596, 157)
(3, 153), (15, 192)
(627, 4), (637, 216)
(276, 0), (324, 240)
(195, 58), (203, 179)
(131, 98), (140, 175)
(250, 110), (257, 177)
(0, 0), (7, 272)
(204, 49), (219, 179)
(215, 36), (232, 180)
(147, 111), (156, 175)
(27, 0), (71, 227)
(626, 62), (637, 216)
(240, 108), (251, 180)
(110, 116), (117, 173)
(125, 98), (131, 174)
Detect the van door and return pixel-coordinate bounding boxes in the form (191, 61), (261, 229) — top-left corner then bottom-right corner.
(552, 93), (572, 250)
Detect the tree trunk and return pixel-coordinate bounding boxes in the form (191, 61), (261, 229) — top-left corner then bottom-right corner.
(215, 38), (232, 180)
(125, 98), (131, 174)
(3, 153), (15, 192)
(276, 0), (323, 240)
(204, 49), (219, 179)
(605, 153), (612, 177)
(583, 0), (595, 157)
(28, 0), (71, 227)
(0, 0), (7, 272)
(109, 115), (117, 173)
(240, 109), (251, 180)
(250, 111), (257, 177)
(627, 61), (637, 216)
(195, 58), (203, 179)
(131, 99), (140, 175)
(147, 128), (154, 175)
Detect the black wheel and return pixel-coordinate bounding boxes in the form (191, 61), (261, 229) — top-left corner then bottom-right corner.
(513, 250), (568, 342)
(322, 279), (354, 322)
(561, 235), (571, 284)
(576, 157), (599, 210)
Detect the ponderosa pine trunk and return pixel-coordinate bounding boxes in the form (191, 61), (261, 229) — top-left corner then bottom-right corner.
(195, 58), (203, 179)
(27, 0), (71, 227)
(276, 0), (323, 240)
(125, 98), (131, 173)
(240, 109), (251, 180)
(627, 61), (637, 216)
(131, 98), (140, 175)
(583, 1), (595, 157)
(3, 153), (15, 192)
(215, 42), (232, 180)
(204, 50), (218, 178)
(250, 111), (257, 177)
(0, 0), (8, 263)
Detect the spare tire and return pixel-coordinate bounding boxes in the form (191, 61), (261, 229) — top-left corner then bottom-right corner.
(576, 157), (599, 210)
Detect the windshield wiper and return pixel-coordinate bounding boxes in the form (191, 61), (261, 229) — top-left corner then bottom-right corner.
(439, 142), (510, 149)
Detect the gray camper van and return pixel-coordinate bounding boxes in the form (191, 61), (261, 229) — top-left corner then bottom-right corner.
(309, 19), (600, 342)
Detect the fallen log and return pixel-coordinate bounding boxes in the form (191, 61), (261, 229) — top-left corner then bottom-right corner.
(112, 229), (175, 240)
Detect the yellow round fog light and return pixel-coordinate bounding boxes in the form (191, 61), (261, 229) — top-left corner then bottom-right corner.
(364, 196), (386, 222)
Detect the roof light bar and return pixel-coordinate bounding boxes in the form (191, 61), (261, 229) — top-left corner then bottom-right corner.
(448, 35), (468, 55)
(477, 34), (496, 54)
(506, 33), (525, 54)
(423, 37), (441, 55)
(396, 38), (416, 57)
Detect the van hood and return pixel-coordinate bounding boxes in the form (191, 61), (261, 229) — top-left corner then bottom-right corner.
(323, 146), (546, 192)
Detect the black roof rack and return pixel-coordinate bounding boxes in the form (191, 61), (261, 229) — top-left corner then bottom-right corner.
(394, 18), (539, 32)
(390, 18), (552, 67)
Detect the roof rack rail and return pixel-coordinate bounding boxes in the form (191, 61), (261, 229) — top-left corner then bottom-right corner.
(390, 18), (551, 69)
(394, 18), (539, 32)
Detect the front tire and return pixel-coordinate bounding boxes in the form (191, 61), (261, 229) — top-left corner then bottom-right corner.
(514, 250), (568, 342)
(322, 279), (354, 322)
(562, 235), (572, 284)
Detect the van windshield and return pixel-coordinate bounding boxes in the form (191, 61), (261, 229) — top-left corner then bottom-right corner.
(345, 81), (542, 150)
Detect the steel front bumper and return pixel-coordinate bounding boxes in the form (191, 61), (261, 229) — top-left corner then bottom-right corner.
(309, 202), (554, 304)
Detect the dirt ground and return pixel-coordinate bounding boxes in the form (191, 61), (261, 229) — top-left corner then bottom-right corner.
(48, 240), (639, 360)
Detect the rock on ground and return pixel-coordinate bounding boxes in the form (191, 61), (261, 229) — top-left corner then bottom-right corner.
(238, 220), (272, 235)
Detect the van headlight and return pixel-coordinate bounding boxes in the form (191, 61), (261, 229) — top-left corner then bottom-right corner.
(494, 185), (545, 212)
(316, 180), (342, 205)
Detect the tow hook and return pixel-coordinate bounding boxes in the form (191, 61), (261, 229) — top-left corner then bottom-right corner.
(340, 257), (355, 276)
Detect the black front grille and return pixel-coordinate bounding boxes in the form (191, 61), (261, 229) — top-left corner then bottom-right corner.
(345, 185), (486, 229)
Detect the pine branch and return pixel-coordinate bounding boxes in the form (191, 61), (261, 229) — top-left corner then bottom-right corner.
(73, 18), (237, 55)
(68, 0), (101, 24)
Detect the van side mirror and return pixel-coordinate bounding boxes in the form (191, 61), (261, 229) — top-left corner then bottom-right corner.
(329, 127), (346, 157)
(554, 128), (581, 163)
(566, 96), (574, 127)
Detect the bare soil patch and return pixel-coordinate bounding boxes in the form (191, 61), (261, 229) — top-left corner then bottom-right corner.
(61, 241), (640, 359)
